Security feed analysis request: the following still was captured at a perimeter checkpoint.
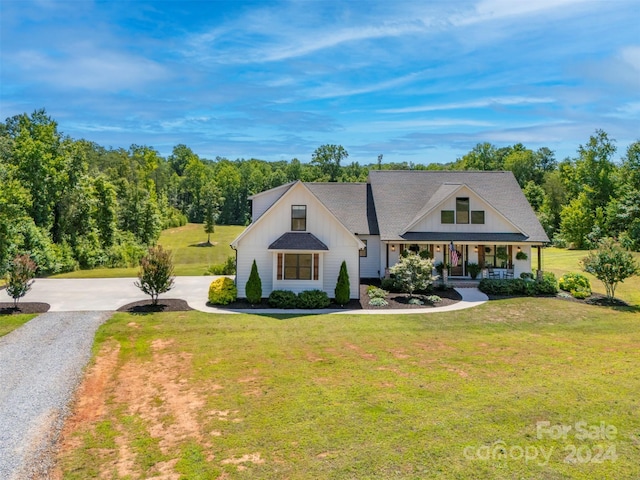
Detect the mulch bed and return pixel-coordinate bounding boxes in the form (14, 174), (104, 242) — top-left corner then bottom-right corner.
(0, 303), (51, 315)
(117, 299), (193, 313)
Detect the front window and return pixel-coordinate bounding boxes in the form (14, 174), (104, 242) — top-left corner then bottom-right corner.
(284, 253), (312, 279)
(291, 205), (306, 231)
(456, 197), (469, 224)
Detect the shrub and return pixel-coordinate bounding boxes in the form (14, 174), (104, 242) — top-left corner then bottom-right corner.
(479, 277), (547, 296)
(268, 290), (298, 308)
(208, 255), (236, 275)
(520, 272), (534, 280)
(390, 253), (435, 297)
(135, 245), (175, 305)
(297, 289), (330, 309)
(334, 260), (350, 305)
(5, 254), (37, 307)
(208, 276), (237, 305)
(367, 286), (388, 299)
(408, 297), (424, 305)
(534, 271), (558, 295)
(368, 297), (388, 307)
(425, 295), (442, 304)
(245, 260), (262, 304)
(559, 272), (591, 298)
(467, 262), (481, 279)
(381, 276), (402, 292)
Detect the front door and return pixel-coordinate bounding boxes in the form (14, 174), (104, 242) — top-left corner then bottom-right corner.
(449, 244), (464, 276)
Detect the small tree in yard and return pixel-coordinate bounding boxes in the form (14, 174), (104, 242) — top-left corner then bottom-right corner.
(334, 261), (350, 305)
(5, 254), (37, 307)
(390, 253), (435, 298)
(204, 207), (216, 245)
(245, 260), (262, 304)
(581, 238), (639, 301)
(135, 245), (175, 305)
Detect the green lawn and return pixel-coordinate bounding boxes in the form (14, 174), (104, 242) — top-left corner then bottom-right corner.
(52, 224), (245, 278)
(0, 314), (36, 337)
(543, 247), (640, 307)
(58, 300), (640, 479)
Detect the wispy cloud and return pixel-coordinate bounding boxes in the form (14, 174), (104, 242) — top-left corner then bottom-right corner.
(380, 97), (556, 114)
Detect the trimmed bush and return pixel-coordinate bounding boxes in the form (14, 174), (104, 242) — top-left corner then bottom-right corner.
(208, 255), (236, 275)
(425, 295), (442, 304)
(268, 290), (298, 308)
(208, 277), (237, 305)
(245, 260), (262, 304)
(479, 273), (557, 296)
(535, 271), (558, 295)
(520, 272), (534, 280)
(559, 272), (591, 298)
(334, 261), (350, 305)
(297, 289), (331, 309)
(381, 276), (402, 292)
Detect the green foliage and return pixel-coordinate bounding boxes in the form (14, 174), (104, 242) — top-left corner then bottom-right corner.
(581, 238), (639, 300)
(408, 297), (424, 305)
(311, 144), (348, 182)
(515, 250), (528, 260)
(267, 290), (298, 308)
(367, 286), (388, 299)
(380, 276), (402, 293)
(479, 273), (557, 296)
(207, 255), (236, 275)
(559, 273), (592, 299)
(425, 295), (442, 303)
(368, 297), (388, 307)
(135, 245), (175, 305)
(245, 260), (262, 304)
(560, 192), (593, 249)
(334, 260), (350, 305)
(207, 277), (237, 305)
(297, 289), (331, 309)
(5, 254), (37, 306)
(466, 262), (481, 279)
(390, 254), (435, 297)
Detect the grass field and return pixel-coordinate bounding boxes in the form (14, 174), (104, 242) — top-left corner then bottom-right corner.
(56, 298), (640, 479)
(0, 314), (36, 337)
(52, 224), (245, 278)
(543, 247), (640, 307)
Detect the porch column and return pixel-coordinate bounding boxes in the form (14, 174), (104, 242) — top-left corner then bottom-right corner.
(537, 246), (542, 272)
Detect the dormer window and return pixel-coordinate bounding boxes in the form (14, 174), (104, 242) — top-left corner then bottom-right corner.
(291, 205), (306, 231)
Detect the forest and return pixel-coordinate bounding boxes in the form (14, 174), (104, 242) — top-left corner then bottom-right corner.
(1, 109), (639, 276)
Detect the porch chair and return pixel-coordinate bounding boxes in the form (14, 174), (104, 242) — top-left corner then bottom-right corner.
(488, 268), (500, 279)
(505, 268), (514, 279)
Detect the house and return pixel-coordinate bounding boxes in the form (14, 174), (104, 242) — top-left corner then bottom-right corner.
(230, 170), (549, 299)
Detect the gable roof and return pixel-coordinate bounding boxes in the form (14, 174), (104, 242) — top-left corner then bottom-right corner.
(268, 232), (329, 250)
(368, 170), (549, 242)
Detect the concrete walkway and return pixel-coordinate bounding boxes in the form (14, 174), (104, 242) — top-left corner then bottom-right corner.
(1, 277), (488, 314)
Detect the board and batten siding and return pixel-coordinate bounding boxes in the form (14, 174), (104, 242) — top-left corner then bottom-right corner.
(236, 183), (361, 299)
(358, 235), (381, 278)
(409, 186), (519, 234)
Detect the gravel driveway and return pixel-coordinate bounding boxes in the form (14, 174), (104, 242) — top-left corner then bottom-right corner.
(0, 311), (111, 480)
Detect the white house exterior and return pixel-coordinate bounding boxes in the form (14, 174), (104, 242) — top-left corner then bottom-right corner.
(231, 171), (549, 300)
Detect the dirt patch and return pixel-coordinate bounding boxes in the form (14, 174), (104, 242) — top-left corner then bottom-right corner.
(0, 302), (50, 315)
(344, 343), (377, 361)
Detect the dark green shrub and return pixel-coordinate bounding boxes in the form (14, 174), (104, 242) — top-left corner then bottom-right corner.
(381, 276), (402, 292)
(334, 261), (350, 305)
(516, 250), (528, 260)
(534, 271), (558, 295)
(478, 278), (537, 296)
(208, 277), (237, 305)
(245, 260), (262, 304)
(297, 289), (330, 309)
(559, 272), (591, 298)
(268, 290), (298, 308)
(520, 272), (534, 280)
(419, 250), (432, 259)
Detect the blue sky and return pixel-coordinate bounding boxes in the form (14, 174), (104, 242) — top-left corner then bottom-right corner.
(1, 0), (639, 165)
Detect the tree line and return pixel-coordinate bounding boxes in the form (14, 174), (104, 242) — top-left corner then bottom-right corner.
(1, 109), (638, 276)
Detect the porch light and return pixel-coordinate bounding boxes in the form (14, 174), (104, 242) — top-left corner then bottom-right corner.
(517, 246), (521, 251)
(474, 246), (478, 252)
(391, 244), (396, 252)
(436, 246), (441, 252)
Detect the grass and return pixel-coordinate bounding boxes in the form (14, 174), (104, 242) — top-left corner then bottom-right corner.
(52, 224), (245, 278)
(543, 247), (640, 307)
(0, 314), (36, 337)
(58, 300), (640, 479)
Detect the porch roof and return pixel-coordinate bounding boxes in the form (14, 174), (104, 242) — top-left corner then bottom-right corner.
(397, 232), (530, 243)
(268, 232), (329, 250)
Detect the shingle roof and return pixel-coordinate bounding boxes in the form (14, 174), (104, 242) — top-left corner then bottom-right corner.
(400, 232), (530, 242)
(305, 183), (379, 235)
(368, 170), (549, 243)
(268, 232), (329, 250)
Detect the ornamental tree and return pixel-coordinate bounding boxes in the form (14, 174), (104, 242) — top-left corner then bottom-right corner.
(334, 261), (350, 305)
(389, 253), (435, 298)
(581, 238), (639, 301)
(245, 260), (262, 304)
(135, 245), (175, 305)
(5, 254), (37, 307)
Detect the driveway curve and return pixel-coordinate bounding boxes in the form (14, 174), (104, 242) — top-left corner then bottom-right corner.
(0, 311), (111, 480)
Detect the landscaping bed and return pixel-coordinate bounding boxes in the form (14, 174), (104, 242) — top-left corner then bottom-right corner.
(117, 299), (193, 313)
(0, 303), (50, 315)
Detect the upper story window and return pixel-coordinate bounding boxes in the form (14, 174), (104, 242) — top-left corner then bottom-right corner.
(441, 210), (455, 224)
(471, 210), (485, 224)
(360, 239), (368, 257)
(456, 197), (469, 224)
(291, 205), (306, 231)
